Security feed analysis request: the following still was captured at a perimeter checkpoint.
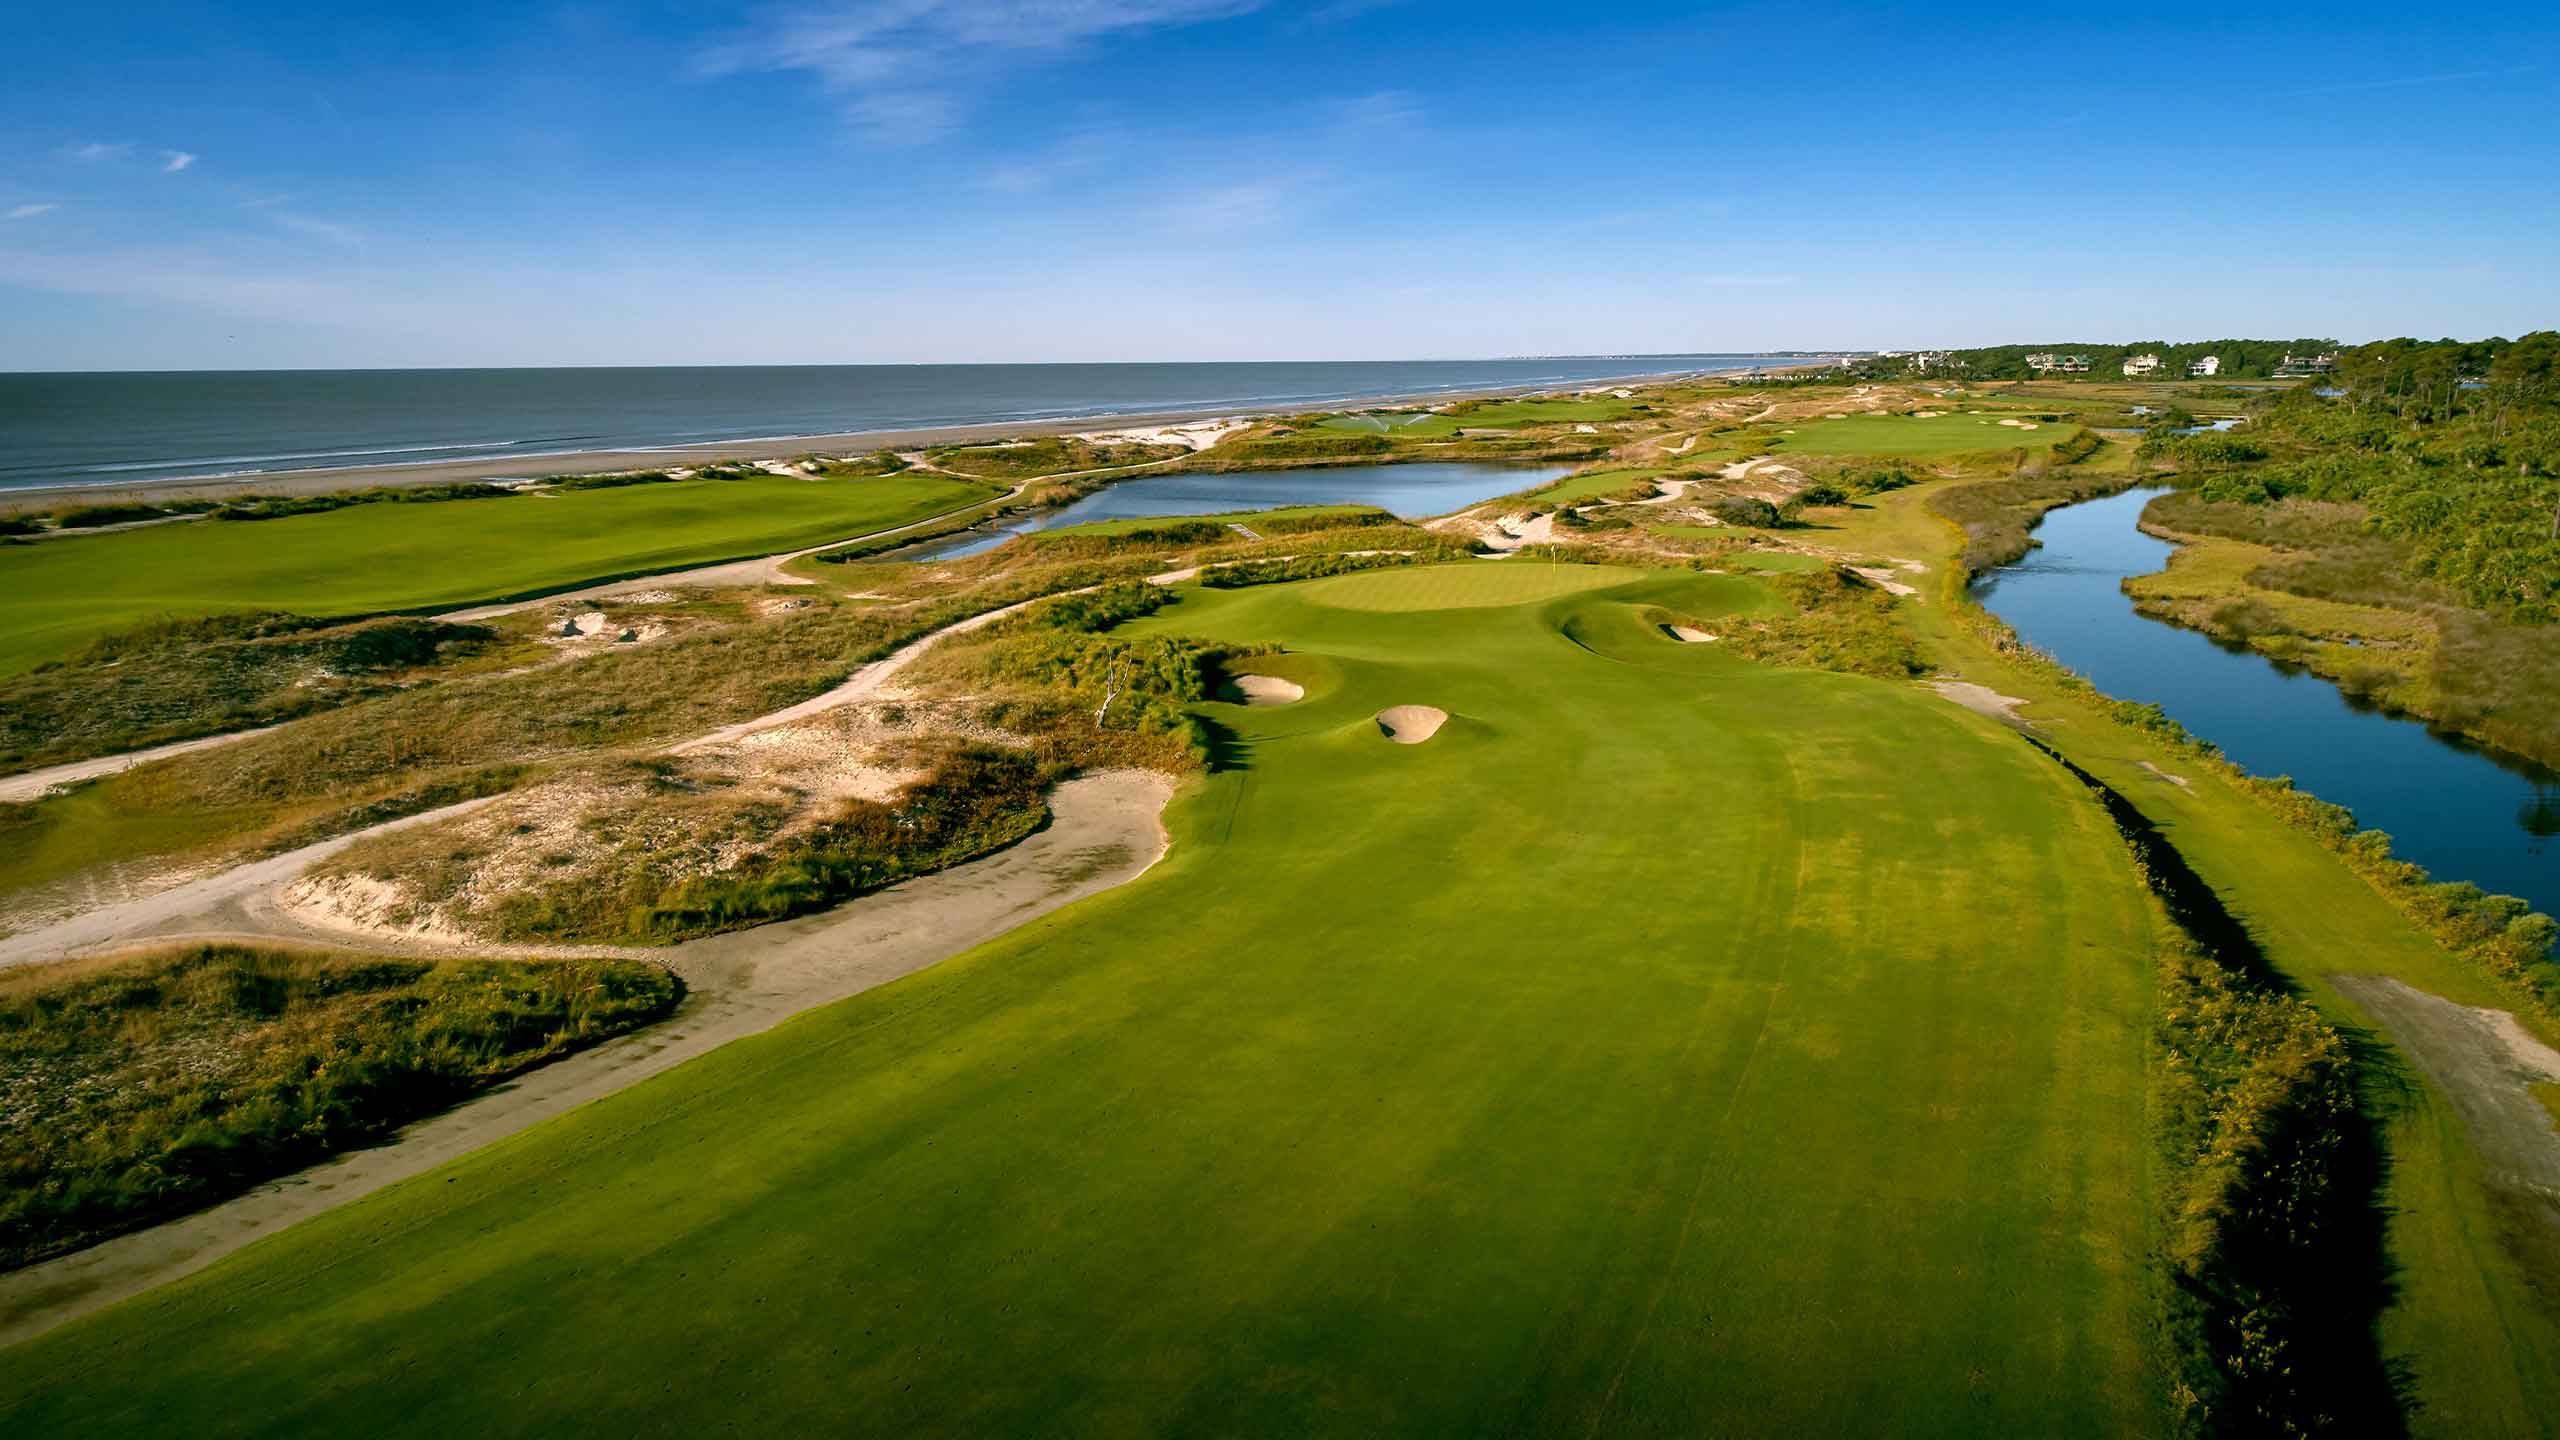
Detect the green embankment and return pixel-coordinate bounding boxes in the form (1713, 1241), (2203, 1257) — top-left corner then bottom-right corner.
(0, 473), (998, 675)
(0, 562), (2165, 1436)
(1831, 475), (2560, 1436)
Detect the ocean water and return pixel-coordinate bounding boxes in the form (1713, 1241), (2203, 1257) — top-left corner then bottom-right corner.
(0, 357), (1802, 492)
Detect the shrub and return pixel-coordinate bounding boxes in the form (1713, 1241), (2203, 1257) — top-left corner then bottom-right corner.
(1712, 496), (1782, 528)
(51, 501), (171, 528)
(0, 943), (678, 1268)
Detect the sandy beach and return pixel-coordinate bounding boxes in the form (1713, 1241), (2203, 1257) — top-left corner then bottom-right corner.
(0, 364), (1801, 512)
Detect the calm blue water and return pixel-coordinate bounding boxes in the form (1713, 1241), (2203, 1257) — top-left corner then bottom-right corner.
(1978, 487), (2559, 919)
(893, 462), (1569, 561)
(0, 358), (1801, 492)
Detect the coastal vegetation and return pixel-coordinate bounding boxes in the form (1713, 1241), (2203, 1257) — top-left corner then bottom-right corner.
(0, 611), (528, 774)
(4, 365), (2558, 1436)
(0, 563), (2172, 1435)
(0, 942), (676, 1269)
(2120, 331), (2560, 764)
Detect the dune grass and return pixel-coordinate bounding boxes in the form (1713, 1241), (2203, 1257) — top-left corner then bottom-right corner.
(0, 562), (2165, 1436)
(0, 472), (999, 675)
(0, 942), (677, 1270)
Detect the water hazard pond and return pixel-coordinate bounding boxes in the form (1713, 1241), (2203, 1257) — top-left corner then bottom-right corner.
(886, 462), (1572, 561)
(1977, 486), (2560, 924)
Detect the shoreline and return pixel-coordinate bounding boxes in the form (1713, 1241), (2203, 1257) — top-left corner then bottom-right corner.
(0, 364), (1808, 511)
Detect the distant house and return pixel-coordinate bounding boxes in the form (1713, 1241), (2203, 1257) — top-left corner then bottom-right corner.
(2187, 355), (2222, 377)
(2122, 353), (2164, 377)
(2029, 352), (2091, 374)
(2025, 352), (2057, 371)
(2275, 350), (2339, 377)
(1908, 350), (1968, 373)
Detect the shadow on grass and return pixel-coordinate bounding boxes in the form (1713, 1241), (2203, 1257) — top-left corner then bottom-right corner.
(2025, 733), (2413, 1436)
(1194, 714), (1254, 774)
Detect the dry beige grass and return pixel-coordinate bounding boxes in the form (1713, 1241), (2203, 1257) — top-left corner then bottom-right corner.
(293, 700), (1024, 946)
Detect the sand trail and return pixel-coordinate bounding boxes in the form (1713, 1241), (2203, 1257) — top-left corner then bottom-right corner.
(0, 771), (1176, 1349)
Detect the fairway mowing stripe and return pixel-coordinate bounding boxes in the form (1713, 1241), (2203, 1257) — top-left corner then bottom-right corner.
(1587, 971), (1796, 1434)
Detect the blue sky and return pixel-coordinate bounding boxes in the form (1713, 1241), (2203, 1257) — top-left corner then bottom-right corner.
(2, 1), (2554, 369)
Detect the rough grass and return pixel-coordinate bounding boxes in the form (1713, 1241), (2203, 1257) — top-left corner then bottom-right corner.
(319, 738), (1058, 946)
(0, 943), (677, 1269)
(0, 472), (1001, 675)
(923, 437), (1185, 480)
(0, 612), (526, 775)
(0, 567), (1153, 913)
(1703, 566), (1927, 679)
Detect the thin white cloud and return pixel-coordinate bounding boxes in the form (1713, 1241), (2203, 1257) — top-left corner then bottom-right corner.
(702, 0), (1265, 142)
(977, 121), (1127, 192)
(1317, 89), (1421, 131)
(844, 89), (962, 146)
(161, 150), (199, 173)
(2275, 64), (2539, 99)
(63, 140), (133, 162)
(272, 212), (362, 246)
(1158, 178), (1294, 235)
(6, 203), (59, 221)
(1302, 0), (1403, 23)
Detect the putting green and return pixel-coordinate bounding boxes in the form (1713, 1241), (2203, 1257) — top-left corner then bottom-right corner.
(0, 472), (998, 675)
(0, 563), (2164, 1435)
(1300, 561), (1633, 611)
(1769, 413), (2061, 458)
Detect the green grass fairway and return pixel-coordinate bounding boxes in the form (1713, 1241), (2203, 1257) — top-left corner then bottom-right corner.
(0, 473), (997, 675)
(1770, 413), (2062, 457)
(1316, 397), (1637, 439)
(0, 563), (2165, 1436)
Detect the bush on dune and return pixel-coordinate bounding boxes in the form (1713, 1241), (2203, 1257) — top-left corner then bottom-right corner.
(0, 943), (678, 1269)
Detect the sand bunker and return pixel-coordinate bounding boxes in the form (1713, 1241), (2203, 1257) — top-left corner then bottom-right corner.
(1375, 705), (1448, 744)
(1663, 624), (1718, 643)
(1221, 674), (1304, 706)
(1929, 681), (2031, 726)
(1850, 566), (1919, 597)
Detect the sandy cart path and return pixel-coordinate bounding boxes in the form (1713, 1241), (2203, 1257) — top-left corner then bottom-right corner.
(0, 769), (1173, 1348)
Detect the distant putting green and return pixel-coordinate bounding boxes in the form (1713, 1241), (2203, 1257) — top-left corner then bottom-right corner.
(0, 473), (998, 675)
(1316, 396), (1637, 440)
(0, 562), (2164, 1435)
(1299, 560), (1633, 610)
(1770, 412), (2063, 457)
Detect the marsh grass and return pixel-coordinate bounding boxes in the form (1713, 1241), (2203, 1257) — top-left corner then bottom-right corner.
(0, 942), (677, 1269)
